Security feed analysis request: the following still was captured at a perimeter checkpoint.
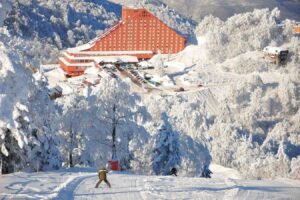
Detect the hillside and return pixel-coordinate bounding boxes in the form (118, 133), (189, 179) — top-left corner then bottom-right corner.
(39, 7), (300, 180)
(111, 0), (300, 21)
(142, 8), (300, 179)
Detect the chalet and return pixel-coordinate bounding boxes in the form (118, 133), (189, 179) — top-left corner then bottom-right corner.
(293, 23), (300, 35)
(263, 46), (289, 65)
(59, 6), (187, 77)
(48, 86), (63, 100)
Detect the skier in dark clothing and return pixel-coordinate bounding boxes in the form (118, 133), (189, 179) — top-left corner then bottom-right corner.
(170, 167), (178, 176)
(201, 165), (213, 178)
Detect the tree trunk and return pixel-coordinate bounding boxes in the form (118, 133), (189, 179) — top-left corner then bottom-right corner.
(112, 104), (117, 160)
(69, 129), (74, 168)
(0, 156), (2, 175)
(69, 151), (73, 168)
(112, 104), (116, 146)
(112, 123), (116, 146)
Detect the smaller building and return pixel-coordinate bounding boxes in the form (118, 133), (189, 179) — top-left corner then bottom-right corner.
(293, 23), (300, 35)
(59, 51), (140, 77)
(263, 46), (289, 65)
(48, 85), (63, 100)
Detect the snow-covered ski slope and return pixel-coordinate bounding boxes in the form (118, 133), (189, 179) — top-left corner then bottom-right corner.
(0, 164), (299, 200)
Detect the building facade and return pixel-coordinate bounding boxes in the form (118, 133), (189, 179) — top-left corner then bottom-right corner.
(59, 6), (186, 76)
(89, 6), (186, 54)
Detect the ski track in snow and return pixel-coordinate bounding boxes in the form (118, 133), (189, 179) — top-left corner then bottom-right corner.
(53, 175), (94, 200)
(71, 173), (300, 200)
(73, 173), (144, 200)
(1, 165), (300, 199)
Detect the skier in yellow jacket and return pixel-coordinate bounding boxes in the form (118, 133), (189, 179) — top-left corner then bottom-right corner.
(95, 167), (111, 188)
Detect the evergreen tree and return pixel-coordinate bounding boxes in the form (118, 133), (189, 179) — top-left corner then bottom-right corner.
(91, 78), (140, 169)
(151, 113), (181, 175)
(59, 94), (89, 168)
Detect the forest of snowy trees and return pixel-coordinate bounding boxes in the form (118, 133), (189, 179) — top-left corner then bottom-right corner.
(144, 8), (300, 179)
(0, 0), (200, 175)
(0, 51), (211, 175)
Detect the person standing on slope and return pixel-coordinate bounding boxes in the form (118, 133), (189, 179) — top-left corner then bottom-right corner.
(170, 167), (178, 176)
(201, 165), (213, 178)
(95, 167), (111, 188)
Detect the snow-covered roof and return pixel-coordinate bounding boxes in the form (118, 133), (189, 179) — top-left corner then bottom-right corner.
(138, 61), (153, 67)
(62, 52), (139, 63)
(53, 85), (63, 92)
(94, 55), (138, 63)
(263, 46), (288, 54)
(67, 43), (94, 52)
(59, 57), (95, 67)
(94, 22), (124, 42)
(67, 22), (124, 53)
(84, 66), (100, 75)
(68, 50), (153, 56)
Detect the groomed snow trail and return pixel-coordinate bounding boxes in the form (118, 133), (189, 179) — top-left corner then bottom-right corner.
(73, 173), (144, 200)
(70, 173), (300, 200)
(70, 165), (300, 200)
(1, 166), (300, 200)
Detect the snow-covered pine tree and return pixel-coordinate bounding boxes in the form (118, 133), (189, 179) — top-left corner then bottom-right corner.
(0, 68), (63, 173)
(154, 51), (166, 77)
(25, 76), (62, 171)
(151, 113), (181, 175)
(59, 94), (88, 168)
(0, 126), (26, 174)
(90, 78), (140, 169)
